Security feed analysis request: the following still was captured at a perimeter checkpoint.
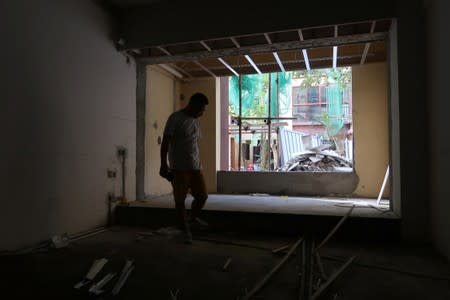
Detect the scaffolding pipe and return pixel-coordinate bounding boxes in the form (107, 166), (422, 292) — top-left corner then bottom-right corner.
(268, 73), (272, 171)
(238, 75), (242, 171)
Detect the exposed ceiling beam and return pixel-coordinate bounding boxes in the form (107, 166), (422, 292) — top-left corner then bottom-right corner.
(333, 25), (338, 69)
(360, 21), (377, 64)
(185, 54), (374, 72)
(302, 49), (311, 70)
(159, 64), (183, 78)
(137, 32), (387, 65)
(298, 29), (311, 71)
(264, 33), (272, 44)
(157, 46), (172, 56)
(171, 64), (193, 78)
(244, 55), (262, 74)
(200, 40), (211, 51)
(230, 37), (241, 48)
(273, 52), (285, 72)
(218, 58), (239, 76)
(265, 32), (285, 72)
(332, 46), (338, 69)
(297, 29), (304, 41)
(194, 61), (216, 77)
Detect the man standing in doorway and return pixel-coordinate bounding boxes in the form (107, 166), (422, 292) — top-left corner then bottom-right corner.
(160, 92), (209, 236)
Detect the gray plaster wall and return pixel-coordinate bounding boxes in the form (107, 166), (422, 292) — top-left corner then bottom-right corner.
(0, 1), (136, 251)
(428, 0), (450, 260)
(217, 171), (359, 196)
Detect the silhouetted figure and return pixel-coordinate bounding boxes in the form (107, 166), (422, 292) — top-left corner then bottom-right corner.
(160, 93), (209, 232)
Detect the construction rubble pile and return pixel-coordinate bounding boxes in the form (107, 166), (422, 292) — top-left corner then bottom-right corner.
(278, 149), (352, 172)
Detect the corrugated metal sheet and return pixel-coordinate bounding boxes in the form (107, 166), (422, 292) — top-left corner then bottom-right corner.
(279, 128), (322, 166)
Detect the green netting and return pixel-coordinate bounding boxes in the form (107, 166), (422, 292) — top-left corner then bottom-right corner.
(229, 74), (268, 117)
(229, 72), (291, 118)
(325, 85), (344, 136)
(270, 72), (292, 117)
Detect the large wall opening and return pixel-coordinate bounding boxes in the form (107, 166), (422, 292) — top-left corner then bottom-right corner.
(134, 19), (399, 219)
(225, 68), (354, 173)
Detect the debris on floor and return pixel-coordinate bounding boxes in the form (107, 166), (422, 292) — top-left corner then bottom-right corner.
(112, 260), (135, 295)
(74, 258), (108, 289)
(243, 236), (303, 300)
(170, 288), (180, 300)
(277, 150), (352, 172)
(89, 272), (116, 295)
(74, 258), (135, 296)
(242, 206), (356, 300)
(154, 226), (183, 237)
(3, 224), (449, 299)
(271, 244), (290, 254)
(51, 233), (70, 248)
(222, 257), (233, 271)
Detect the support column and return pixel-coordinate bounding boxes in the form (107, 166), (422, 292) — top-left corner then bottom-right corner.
(136, 63), (146, 201)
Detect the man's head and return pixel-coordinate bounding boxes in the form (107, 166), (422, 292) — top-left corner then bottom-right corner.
(187, 93), (209, 118)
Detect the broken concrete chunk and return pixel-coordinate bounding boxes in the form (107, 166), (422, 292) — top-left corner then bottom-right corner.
(51, 233), (70, 248)
(309, 156), (322, 163)
(278, 150), (352, 172)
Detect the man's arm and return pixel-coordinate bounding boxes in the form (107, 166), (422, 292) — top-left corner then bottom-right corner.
(160, 135), (172, 180)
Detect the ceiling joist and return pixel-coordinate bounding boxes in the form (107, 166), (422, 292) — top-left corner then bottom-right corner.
(186, 54), (370, 73)
(194, 61), (216, 77)
(230, 37), (241, 48)
(157, 46), (172, 56)
(200, 40), (211, 51)
(245, 55), (262, 74)
(218, 58), (239, 76)
(137, 32), (387, 65)
(360, 21), (377, 64)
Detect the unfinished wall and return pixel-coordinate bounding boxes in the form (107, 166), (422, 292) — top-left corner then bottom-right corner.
(180, 78), (218, 193)
(428, 0), (450, 260)
(145, 67), (179, 197)
(352, 63), (390, 198)
(0, 1), (136, 250)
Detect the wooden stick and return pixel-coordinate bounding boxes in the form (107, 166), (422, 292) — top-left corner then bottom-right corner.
(299, 237), (314, 300)
(243, 237), (304, 300)
(311, 256), (356, 300)
(377, 165), (390, 205)
(272, 244), (290, 254)
(314, 205), (355, 253)
(315, 253), (328, 280)
(223, 257), (233, 271)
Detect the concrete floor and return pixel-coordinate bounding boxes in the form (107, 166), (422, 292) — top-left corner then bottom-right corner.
(135, 194), (396, 219)
(1, 227), (449, 299)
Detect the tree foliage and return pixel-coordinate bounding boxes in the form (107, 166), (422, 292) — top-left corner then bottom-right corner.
(293, 67), (351, 89)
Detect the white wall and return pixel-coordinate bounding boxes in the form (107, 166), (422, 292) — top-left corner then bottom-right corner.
(0, 1), (136, 250)
(428, 0), (450, 260)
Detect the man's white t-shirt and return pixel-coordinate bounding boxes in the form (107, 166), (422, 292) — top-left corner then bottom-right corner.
(163, 110), (201, 170)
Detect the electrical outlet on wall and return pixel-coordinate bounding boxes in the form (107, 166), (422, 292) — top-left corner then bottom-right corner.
(107, 192), (115, 202)
(117, 146), (127, 157)
(107, 169), (117, 178)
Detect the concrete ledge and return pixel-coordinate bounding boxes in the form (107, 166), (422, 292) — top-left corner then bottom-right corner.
(115, 206), (401, 242)
(217, 171), (359, 196)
